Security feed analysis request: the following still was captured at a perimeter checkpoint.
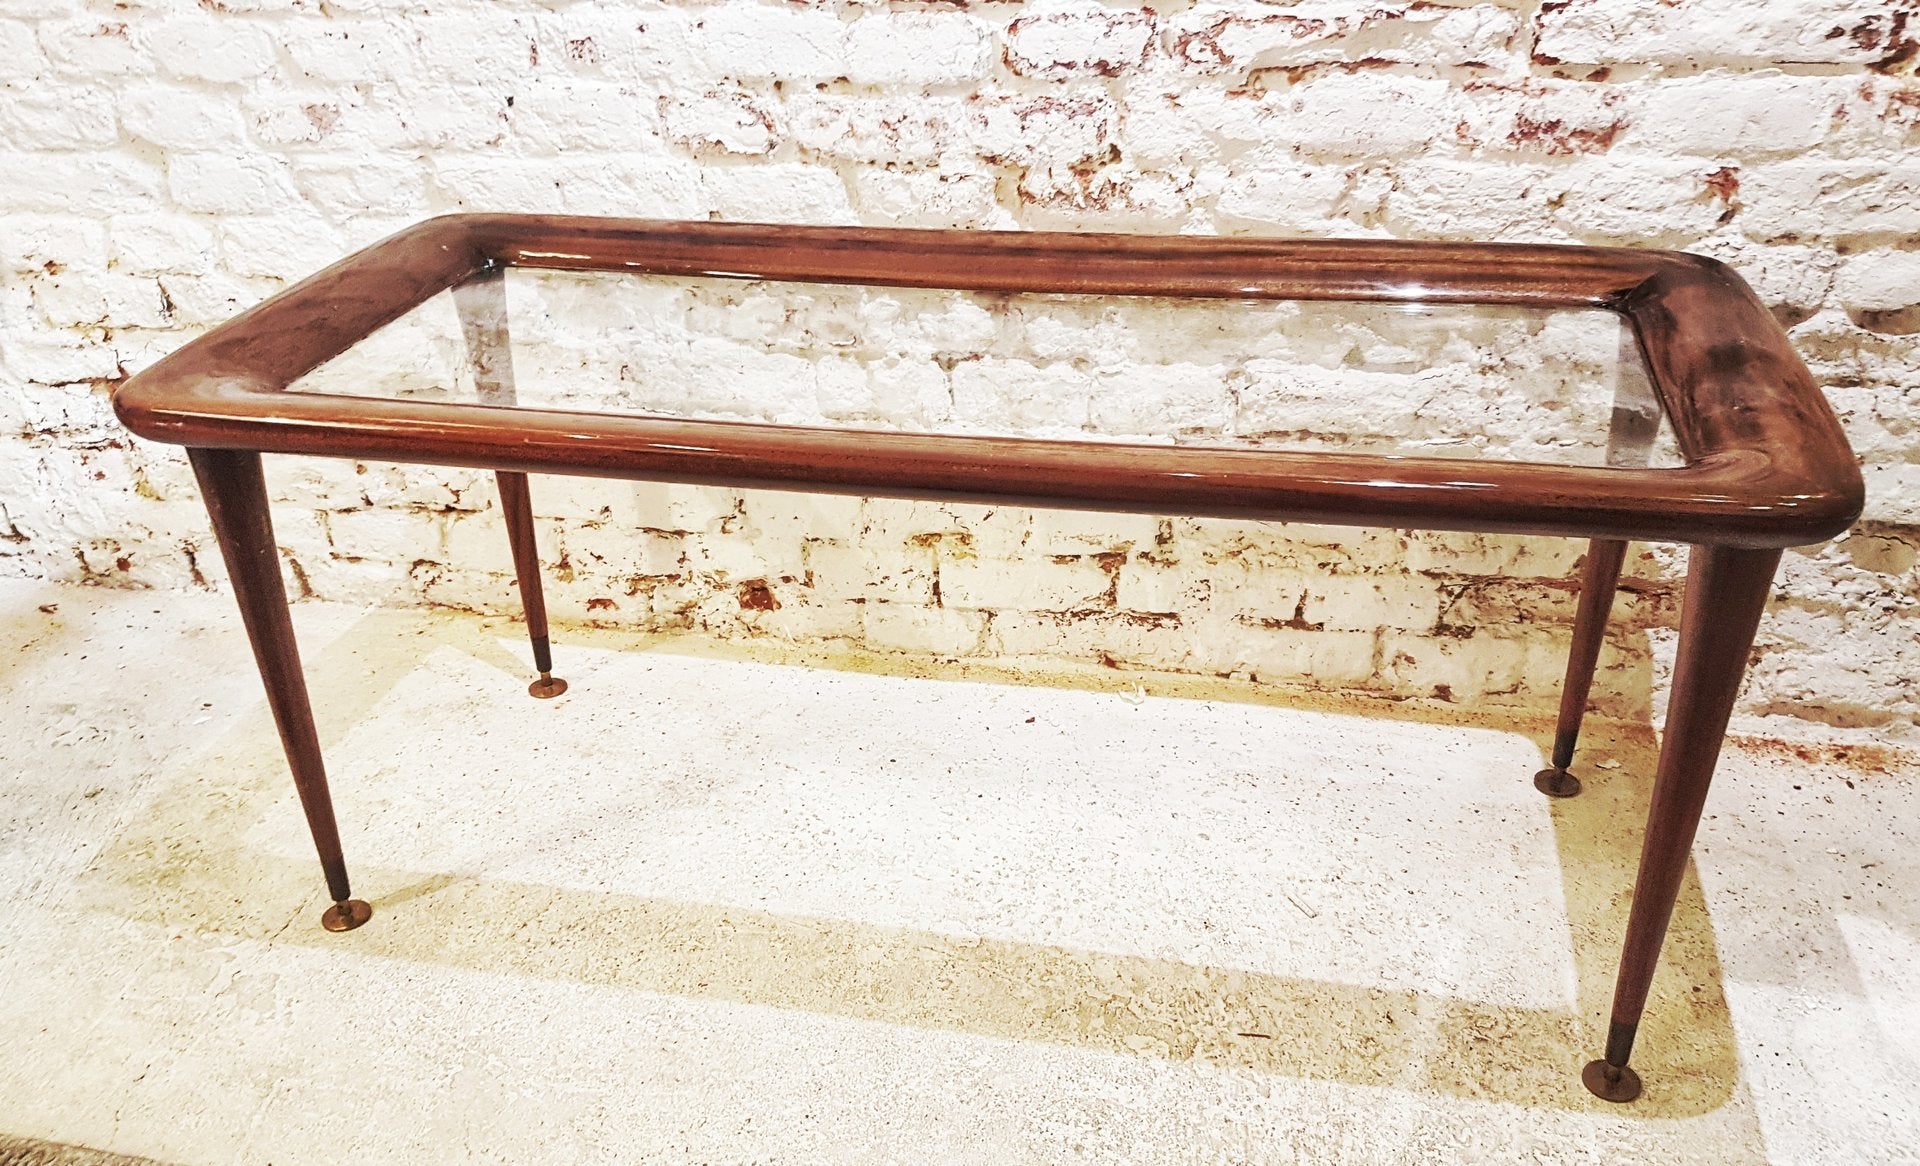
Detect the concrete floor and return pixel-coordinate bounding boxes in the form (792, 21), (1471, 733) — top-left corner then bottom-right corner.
(1, 576), (1916, 1165)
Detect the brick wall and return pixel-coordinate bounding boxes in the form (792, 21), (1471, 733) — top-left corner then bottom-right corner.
(3, 0), (1916, 739)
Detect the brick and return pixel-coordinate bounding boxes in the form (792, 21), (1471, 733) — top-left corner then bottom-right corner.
(154, 271), (286, 328)
(411, 14), (538, 85)
(951, 359), (1093, 433)
(1162, 6), (1361, 73)
(851, 168), (1009, 230)
(0, 153), (162, 215)
(737, 489), (865, 546)
(442, 509), (519, 577)
(219, 216), (348, 280)
(941, 554), (1111, 612)
(0, 20), (47, 75)
(1116, 557), (1201, 615)
(619, 481), (740, 534)
(1547, 157), (1730, 244)
(167, 153), (302, 214)
(846, 13), (991, 85)
(268, 456), (375, 510)
(1236, 364), (1462, 445)
(4, 216), (108, 275)
(1225, 567), (1445, 633)
(1401, 532), (1584, 580)
(1109, 92), (1227, 167)
(325, 507), (447, 564)
(284, 23), (418, 84)
(862, 602), (985, 656)
(1, 333), (124, 387)
(1739, 161), (1920, 239)
(0, 92), (115, 148)
(661, 90), (780, 156)
(854, 500), (1029, 561)
(143, 18), (279, 83)
(37, 19), (152, 76)
(968, 95), (1116, 168)
(1004, 8), (1156, 79)
(694, 6), (846, 80)
(814, 357), (954, 426)
(1380, 159), (1561, 241)
(1620, 73), (1845, 156)
(988, 608), (1192, 670)
(1192, 624), (1380, 688)
(32, 272), (169, 330)
(244, 90), (375, 148)
(1451, 79), (1627, 157)
(641, 340), (816, 421)
(1216, 154), (1391, 233)
(804, 540), (936, 604)
(1836, 249), (1920, 312)
(434, 154), (707, 218)
(1166, 4), (1520, 75)
(1027, 509), (1164, 556)
(679, 529), (801, 580)
(509, 80), (667, 154)
(292, 159), (433, 218)
(1016, 162), (1198, 227)
(789, 96), (963, 165)
(1087, 363), (1233, 438)
(703, 163), (856, 226)
(1259, 72), (1460, 159)
(1535, 0), (1917, 68)
(0, 380), (118, 446)
(360, 84), (512, 150)
(1379, 628), (1557, 703)
(120, 85), (246, 150)
(535, 9), (697, 80)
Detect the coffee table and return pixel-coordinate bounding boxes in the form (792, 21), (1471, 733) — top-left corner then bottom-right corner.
(112, 215), (1862, 1103)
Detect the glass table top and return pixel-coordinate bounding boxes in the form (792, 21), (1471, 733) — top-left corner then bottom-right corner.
(290, 268), (1681, 469)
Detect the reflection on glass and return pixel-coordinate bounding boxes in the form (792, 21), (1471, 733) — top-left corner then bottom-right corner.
(291, 269), (1683, 469)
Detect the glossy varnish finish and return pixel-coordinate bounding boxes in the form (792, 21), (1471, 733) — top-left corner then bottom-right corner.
(112, 216), (1865, 1104)
(116, 215), (1860, 549)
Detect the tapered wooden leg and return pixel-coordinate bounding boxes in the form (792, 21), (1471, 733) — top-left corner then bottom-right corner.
(1535, 539), (1629, 798)
(1584, 544), (1780, 1102)
(453, 268), (565, 699)
(189, 447), (370, 932)
(495, 470), (565, 699)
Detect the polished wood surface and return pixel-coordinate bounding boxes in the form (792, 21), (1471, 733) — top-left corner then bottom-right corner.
(115, 216), (1864, 1100)
(1589, 543), (1785, 1102)
(187, 447), (367, 929)
(114, 215), (1862, 549)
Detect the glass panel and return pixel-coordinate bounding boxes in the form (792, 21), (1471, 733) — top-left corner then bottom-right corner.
(291, 268), (1683, 468)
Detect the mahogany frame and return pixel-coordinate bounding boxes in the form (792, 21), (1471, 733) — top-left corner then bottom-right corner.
(113, 215), (1864, 1104)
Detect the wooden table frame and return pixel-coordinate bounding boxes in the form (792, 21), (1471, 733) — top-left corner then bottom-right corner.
(113, 215), (1863, 1103)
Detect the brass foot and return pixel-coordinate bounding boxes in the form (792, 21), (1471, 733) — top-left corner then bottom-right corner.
(1534, 766), (1582, 798)
(528, 672), (568, 699)
(321, 898), (372, 932)
(1582, 1059), (1642, 1103)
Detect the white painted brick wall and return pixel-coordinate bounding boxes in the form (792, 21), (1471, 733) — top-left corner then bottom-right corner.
(3, 0), (1917, 741)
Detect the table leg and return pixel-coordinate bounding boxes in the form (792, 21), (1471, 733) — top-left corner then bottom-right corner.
(1537, 330), (1661, 799)
(453, 268), (565, 699)
(1534, 538), (1628, 798)
(1583, 543), (1779, 1102)
(188, 447), (371, 933)
(496, 470), (566, 699)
